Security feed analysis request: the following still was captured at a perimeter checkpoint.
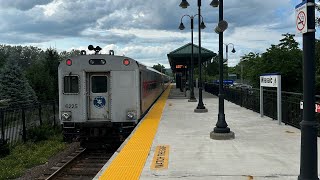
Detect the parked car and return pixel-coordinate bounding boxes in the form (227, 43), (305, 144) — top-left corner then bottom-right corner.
(231, 83), (253, 94)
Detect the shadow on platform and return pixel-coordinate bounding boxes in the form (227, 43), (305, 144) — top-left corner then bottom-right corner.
(168, 84), (217, 99)
(168, 85), (188, 99)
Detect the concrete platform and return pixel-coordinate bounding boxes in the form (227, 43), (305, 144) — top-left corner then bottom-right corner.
(139, 88), (320, 179)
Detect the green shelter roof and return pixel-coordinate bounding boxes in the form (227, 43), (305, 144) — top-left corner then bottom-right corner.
(167, 43), (217, 72)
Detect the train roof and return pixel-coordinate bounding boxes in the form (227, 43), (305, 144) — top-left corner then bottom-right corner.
(146, 66), (168, 76)
(59, 53), (168, 77)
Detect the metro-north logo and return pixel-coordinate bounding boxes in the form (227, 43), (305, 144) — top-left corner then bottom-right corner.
(93, 96), (106, 108)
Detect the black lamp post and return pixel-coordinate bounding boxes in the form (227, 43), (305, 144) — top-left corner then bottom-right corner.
(224, 43), (236, 66)
(210, 0), (235, 140)
(298, 0), (319, 179)
(224, 43), (236, 76)
(179, 14), (206, 102)
(179, 0), (208, 113)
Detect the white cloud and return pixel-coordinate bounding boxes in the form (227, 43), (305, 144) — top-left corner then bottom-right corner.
(228, 25), (282, 50)
(41, 0), (63, 17)
(110, 28), (187, 39)
(68, 43), (177, 68)
(0, 0), (54, 10)
(0, 0), (312, 69)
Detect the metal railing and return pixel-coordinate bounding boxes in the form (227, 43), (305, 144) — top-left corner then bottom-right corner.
(204, 83), (320, 134)
(0, 101), (58, 147)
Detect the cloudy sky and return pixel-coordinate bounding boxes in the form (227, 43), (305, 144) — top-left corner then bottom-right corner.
(0, 0), (316, 67)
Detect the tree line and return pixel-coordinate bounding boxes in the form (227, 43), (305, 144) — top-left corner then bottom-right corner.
(0, 45), (80, 107)
(0, 45), (174, 108)
(0, 33), (319, 108)
(202, 33), (320, 93)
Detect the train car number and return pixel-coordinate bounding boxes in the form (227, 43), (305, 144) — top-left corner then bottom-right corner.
(65, 104), (78, 108)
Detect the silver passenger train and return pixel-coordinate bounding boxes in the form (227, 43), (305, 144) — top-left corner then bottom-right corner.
(58, 46), (170, 145)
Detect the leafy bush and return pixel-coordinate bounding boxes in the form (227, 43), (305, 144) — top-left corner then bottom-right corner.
(27, 124), (61, 142)
(0, 139), (9, 158)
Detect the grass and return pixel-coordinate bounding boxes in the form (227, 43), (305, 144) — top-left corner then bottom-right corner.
(0, 134), (66, 180)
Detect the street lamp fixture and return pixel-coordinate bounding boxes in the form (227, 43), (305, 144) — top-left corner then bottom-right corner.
(179, 0), (190, 8)
(210, 0), (235, 140)
(179, 14), (206, 102)
(224, 43), (235, 65)
(179, 0), (209, 113)
(210, 0), (219, 7)
(200, 21), (206, 29)
(179, 22), (185, 30)
(223, 43), (235, 74)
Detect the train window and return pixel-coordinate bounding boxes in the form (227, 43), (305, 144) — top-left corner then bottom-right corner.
(64, 76), (79, 94)
(91, 76), (108, 93)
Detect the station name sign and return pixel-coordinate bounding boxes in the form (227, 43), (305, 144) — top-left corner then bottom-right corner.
(260, 75), (279, 87)
(260, 73), (282, 125)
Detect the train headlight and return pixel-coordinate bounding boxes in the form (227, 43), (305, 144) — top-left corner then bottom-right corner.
(126, 110), (136, 120)
(62, 112), (72, 121)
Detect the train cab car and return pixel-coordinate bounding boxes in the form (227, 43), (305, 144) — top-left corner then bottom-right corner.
(58, 47), (169, 146)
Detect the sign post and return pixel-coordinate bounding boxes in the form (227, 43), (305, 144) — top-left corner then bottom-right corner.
(260, 73), (281, 125)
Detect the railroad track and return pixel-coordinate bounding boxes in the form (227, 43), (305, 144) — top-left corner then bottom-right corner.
(37, 147), (116, 180)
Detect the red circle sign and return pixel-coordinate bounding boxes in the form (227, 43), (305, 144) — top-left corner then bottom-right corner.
(296, 11), (306, 31)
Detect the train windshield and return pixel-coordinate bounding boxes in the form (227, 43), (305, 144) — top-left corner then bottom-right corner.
(91, 76), (108, 93)
(64, 75), (79, 93)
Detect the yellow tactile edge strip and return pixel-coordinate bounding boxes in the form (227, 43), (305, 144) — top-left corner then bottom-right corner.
(99, 85), (172, 180)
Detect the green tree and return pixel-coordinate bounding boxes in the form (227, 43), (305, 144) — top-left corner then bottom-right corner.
(1, 45), (43, 71)
(206, 59), (219, 77)
(59, 49), (81, 61)
(0, 46), (87, 102)
(232, 34), (303, 91)
(26, 48), (60, 101)
(0, 57), (37, 107)
(44, 48), (60, 100)
(0, 45), (10, 69)
(202, 57), (226, 82)
(261, 34), (302, 91)
(234, 52), (263, 86)
(315, 39), (320, 93)
(26, 61), (53, 101)
(152, 63), (166, 74)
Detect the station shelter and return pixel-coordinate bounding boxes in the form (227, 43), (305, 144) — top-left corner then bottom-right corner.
(167, 43), (216, 92)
